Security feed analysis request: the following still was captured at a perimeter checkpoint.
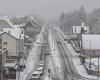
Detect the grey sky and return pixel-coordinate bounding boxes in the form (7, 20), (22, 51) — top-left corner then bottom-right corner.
(0, 0), (100, 18)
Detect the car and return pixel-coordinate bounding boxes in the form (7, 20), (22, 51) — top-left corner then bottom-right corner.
(30, 71), (40, 80)
(37, 67), (44, 76)
(38, 61), (44, 67)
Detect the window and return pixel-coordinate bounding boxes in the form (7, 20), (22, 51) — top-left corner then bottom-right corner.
(3, 48), (6, 50)
(4, 42), (8, 45)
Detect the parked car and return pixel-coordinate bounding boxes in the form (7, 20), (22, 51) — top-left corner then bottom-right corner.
(30, 71), (40, 80)
(38, 61), (44, 67)
(37, 66), (44, 76)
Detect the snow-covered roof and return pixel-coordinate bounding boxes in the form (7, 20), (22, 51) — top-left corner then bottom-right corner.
(0, 28), (24, 39)
(4, 62), (17, 68)
(82, 34), (100, 50)
(13, 23), (25, 28)
(24, 21), (36, 28)
(0, 16), (14, 28)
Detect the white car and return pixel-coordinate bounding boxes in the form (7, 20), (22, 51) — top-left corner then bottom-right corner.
(38, 61), (44, 66)
(30, 71), (40, 80)
(37, 66), (44, 76)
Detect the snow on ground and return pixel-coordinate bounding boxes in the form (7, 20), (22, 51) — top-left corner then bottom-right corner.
(44, 55), (56, 80)
(19, 42), (40, 80)
(18, 27), (44, 80)
(48, 30), (64, 80)
(65, 41), (97, 79)
(85, 58), (100, 71)
(56, 28), (98, 79)
(44, 75), (52, 80)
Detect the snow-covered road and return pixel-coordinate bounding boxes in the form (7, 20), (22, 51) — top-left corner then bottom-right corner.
(56, 28), (98, 80)
(47, 30), (64, 80)
(19, 39), (42, 80)
(18, 25), (45, 80)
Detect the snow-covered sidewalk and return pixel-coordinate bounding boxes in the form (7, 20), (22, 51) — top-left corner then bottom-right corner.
(18, 34), (43, 80)
(18, 43), (40, 80)
(64, 42), (97, 79)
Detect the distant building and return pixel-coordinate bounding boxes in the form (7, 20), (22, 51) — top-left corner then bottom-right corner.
(0, 28), (24, 80)
(23, 21), (36, 37)
(82, 34), (100, 57)
(72, 22), (89, 34)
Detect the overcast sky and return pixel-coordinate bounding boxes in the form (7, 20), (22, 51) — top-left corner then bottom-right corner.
(0, 0), (100, 18)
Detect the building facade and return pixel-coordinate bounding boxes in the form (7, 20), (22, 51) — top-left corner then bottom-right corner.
(0, 28), (24, 80)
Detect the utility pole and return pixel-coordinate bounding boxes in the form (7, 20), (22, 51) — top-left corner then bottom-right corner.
(80, 23), (83, 64)
(1, 50), (2, 80)
(89, 40), (92, 74)
(1, 36), (3, 80)
(17, 35), (21, 80)
(98, 50), (99, 80)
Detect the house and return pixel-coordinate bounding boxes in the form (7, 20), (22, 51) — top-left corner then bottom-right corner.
(0, 17), (13, 28)
(72, 22), (89, 34)
(0, 28), (24, 80)
(23, 21), (36, 37)
(82, 34), (100, 57)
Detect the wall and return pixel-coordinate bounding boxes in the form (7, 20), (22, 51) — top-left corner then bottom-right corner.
(83, 49), (100, 57)
(2, 33), (18, 56)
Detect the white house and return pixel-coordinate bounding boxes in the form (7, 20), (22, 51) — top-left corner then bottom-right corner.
(72, 22), (89, 34)
(82, 34), (100, 57)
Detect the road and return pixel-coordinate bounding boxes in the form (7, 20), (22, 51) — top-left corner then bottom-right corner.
(18, 22), (96, 80)
(54, 28), (95, 80)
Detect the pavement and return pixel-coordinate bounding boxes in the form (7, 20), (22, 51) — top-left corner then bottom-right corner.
(17, 25), (45, 80)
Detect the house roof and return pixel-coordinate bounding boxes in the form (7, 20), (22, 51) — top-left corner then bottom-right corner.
(0, 17), (13, 28)
(4, 61), (17, 68)
(0, 28), (24, 39)
(23, 21), (36, 28)
(82, 34), (100, 50)
(13, 23), (25, 28)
